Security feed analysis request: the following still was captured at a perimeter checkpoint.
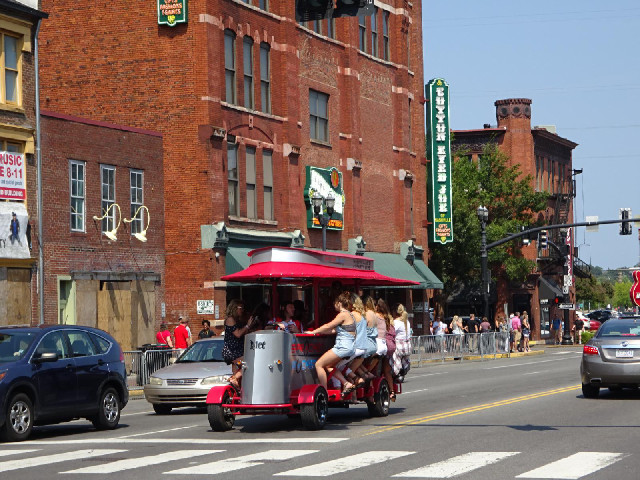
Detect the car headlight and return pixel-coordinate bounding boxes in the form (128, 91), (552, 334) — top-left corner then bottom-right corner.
(201, 375), (230, 385)
(148, 376), (163, 385)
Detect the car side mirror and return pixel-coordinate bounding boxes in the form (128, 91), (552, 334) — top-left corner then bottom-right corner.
(33, 352), (59, 363)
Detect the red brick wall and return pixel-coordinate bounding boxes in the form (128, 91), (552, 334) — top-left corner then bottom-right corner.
(38, 0), (427, 319)
(39, 113), (164, 324)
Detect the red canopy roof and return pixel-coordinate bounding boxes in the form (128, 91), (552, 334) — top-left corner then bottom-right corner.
(221, 247), (419, 286)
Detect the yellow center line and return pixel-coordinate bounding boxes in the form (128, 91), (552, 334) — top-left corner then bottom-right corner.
(363, 384), (581, 437)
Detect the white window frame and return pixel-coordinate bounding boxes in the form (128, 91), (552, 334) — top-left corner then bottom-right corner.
(260, 43), (271, 114)
(309, 89), (329, 143)
(100, 165), (116, 233)
(130, 169), (144, 234)
(228, 144), (239, 216)
(1, 32), (21, 105)
(225, 30), (236, 104)
(69, 160), (85, 232)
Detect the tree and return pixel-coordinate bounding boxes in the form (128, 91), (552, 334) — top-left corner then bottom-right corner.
(612, 280), (633, 309)
(429, 144), (549, 296)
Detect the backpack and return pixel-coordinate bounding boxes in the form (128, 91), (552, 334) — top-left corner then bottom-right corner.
(385, 324), (396, 356)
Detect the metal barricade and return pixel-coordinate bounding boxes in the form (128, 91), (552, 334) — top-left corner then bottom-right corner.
(123, 350), (144, 389)
(409, 332), (512, 365)
(124, 348), (182, 390)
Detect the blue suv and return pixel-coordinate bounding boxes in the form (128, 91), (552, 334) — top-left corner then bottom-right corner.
(0, 324), (128, 442)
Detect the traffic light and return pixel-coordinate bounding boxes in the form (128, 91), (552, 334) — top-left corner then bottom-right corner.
(620, 208), (632, 235)
(521, 225), (530, 246)
(539, 230), (548, 249)
(553, 295), (563, 305)
(295, 0), (373, 22)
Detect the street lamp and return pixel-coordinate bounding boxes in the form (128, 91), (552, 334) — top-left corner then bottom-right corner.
(477, 205), (490, 320)
(312, 193), (335, 251)
(93, 203), (122, 241)
(123, 205), (151, 242)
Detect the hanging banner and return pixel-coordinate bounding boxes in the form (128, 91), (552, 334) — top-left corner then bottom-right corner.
(0, 151), (26, 200)
(157, 0), (188, 27)
(0, 202), (30, 259)
(303, 166), (344, 230)
(426, 78), (453, 244)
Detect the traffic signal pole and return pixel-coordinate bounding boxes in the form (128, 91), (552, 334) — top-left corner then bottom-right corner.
(481, 216), (640, 344)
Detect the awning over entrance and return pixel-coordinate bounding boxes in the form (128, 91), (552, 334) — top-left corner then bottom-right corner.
(365, 252), (430, 289)
(413, 260), (444, 289)
(225, 246), (253, 274)
(539, 276), (563, 299)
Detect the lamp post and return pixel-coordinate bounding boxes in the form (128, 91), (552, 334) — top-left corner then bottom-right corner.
(477, 205), (490, 320)
(312, 193), (335, 251)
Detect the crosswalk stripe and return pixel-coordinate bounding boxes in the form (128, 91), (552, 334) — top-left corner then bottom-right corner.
(0, 449), (125, 473)
(166, 449), (317, 475)
(0, 449), (39, 458)
(393, 451), (519, 478)
(516, 452), (628, 479)
(61, 449), (224, 474)
(24, 437), (346, 445)
(275, 451), (414, 476)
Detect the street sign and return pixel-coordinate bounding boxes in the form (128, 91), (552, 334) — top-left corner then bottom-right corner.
(563, 285), (569, 295)
(586, 216), (599, 232)
(558, 303), (575, 310)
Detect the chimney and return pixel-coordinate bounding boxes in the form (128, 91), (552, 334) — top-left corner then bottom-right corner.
(495, 98), (532, 128)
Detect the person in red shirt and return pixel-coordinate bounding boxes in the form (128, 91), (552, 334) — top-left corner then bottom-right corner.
(155, 323), (174, 348)
(174, 316), (192, 350)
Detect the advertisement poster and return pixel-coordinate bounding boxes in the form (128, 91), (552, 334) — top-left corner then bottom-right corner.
(0, 151), (26, 200)
(303, 166), (345, 230)
(0, 202), (30, 259)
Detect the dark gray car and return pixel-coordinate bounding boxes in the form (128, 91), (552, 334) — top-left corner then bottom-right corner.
(581, 316), (640, 398)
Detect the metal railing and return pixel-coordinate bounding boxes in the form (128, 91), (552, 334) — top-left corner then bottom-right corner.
(410, 332), (511, 365)
(123, 348), (183, 390)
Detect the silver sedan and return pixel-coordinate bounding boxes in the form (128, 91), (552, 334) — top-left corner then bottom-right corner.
(143, 338), (231, 414)
(581, 316), (640, 398)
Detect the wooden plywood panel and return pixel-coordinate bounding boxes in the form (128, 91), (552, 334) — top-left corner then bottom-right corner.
(75, 280), (98, 328)
(6, 268), (31, 325)
(98, 281), (132, 351)
(133, 280), (156, 346)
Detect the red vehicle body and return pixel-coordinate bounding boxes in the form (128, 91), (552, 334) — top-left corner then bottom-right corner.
(205, 247), (418, 431)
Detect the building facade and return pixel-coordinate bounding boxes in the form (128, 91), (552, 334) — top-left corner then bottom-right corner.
(39, 112), (164, 350)
(37, 1), (439, 334)
(453, 98), (588, 340)
(0, 0), (47, 325)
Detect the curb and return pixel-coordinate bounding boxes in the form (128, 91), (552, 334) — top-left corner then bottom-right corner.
(413, 349), (545, 365)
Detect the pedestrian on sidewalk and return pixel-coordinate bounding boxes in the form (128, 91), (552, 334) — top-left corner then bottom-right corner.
(510, 313), (522, 353)
(521, 311), (531, 352)
(551, 314), (562, 345)
(174, 316), (192, 353)
(155, 322), (174, 348)
(467, 313), (480, 353)
(573, 316), (584, 344)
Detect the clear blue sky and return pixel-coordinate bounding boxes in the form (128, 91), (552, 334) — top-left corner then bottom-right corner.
(423, 1), (640, 270)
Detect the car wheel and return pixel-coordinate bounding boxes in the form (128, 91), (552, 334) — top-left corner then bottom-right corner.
(367, 379), (391, 417)
(582, 383), (600, 399)
(208, 391), (235, 431)
(3, 393), (33, 442)
(152, 404), (172, 415)
(300, 386), (328, 430)
(91, 387), (121, 430)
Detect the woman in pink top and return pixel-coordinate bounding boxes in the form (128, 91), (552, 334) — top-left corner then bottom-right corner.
(155, 323), (174, 348)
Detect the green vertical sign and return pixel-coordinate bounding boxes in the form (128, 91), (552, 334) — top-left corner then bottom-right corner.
(426, 78), (453, 244)
(158, 0), (188, 26)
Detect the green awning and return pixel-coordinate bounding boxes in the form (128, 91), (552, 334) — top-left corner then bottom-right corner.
(225, 246), (253, 275)
(413, 260), (444, 289)
(365, 252), (426, 289)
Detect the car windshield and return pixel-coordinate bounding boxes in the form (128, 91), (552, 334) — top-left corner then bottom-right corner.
(176, 340), (224, 363)
(597, 320), (640, 337)
(0, 331), (36, 363)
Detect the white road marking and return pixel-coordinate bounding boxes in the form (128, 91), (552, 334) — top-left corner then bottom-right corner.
(119, 425), (202, 437)
(523, 371), (543, 375)
(166, 449), (317, 475)
(393, 451), (519, 478)
(0, 449), (39, 458)
(275, 451), (414, 476)
(485, 358), (571, 369)
(407, 372), (445, 379)
(0, 449), (125, 473)
(25, 437), (347, 445)
(516, 452), (628, 479)
(402, 388), (429, 395)
(551, 351), (578, 355)
(62, 449), (222, 474)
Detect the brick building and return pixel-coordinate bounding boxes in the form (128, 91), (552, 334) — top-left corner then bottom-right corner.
(37, 1), (440, 334)
(453, 98), (589, 340)
(0, 0), (47, 324)
(39, 111), (164, 350)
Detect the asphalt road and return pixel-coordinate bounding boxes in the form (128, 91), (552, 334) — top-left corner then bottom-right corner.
(5, 348), (640, 479)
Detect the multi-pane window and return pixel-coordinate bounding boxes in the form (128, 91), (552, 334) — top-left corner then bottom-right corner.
(309, 90), (329, 143)
(407, 31), (410, 69)
(535, 156), (541, 191)
(547, 158), (551, 193)
(313, 20), (322, 35)
(383, 11), (390, 61)
(70, 161), (85, 232)
(408, 98), (412, 150)
(100, 165), (116, 233)
(130, 169), (144, 234)
(1, 33), (19, 104)
(260, 43), (271, 114)
(228, 144), (239, 216)
(243, 37), (254, 109)
(327, 18), (335, 39)
(358, 13), (366, 52)
(224, 30), (236, 104)
(263, 150), (273, 220)
(246, 147), (257, 219)
(242, 0), (268, 10)
(371, 8), (378, 57)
